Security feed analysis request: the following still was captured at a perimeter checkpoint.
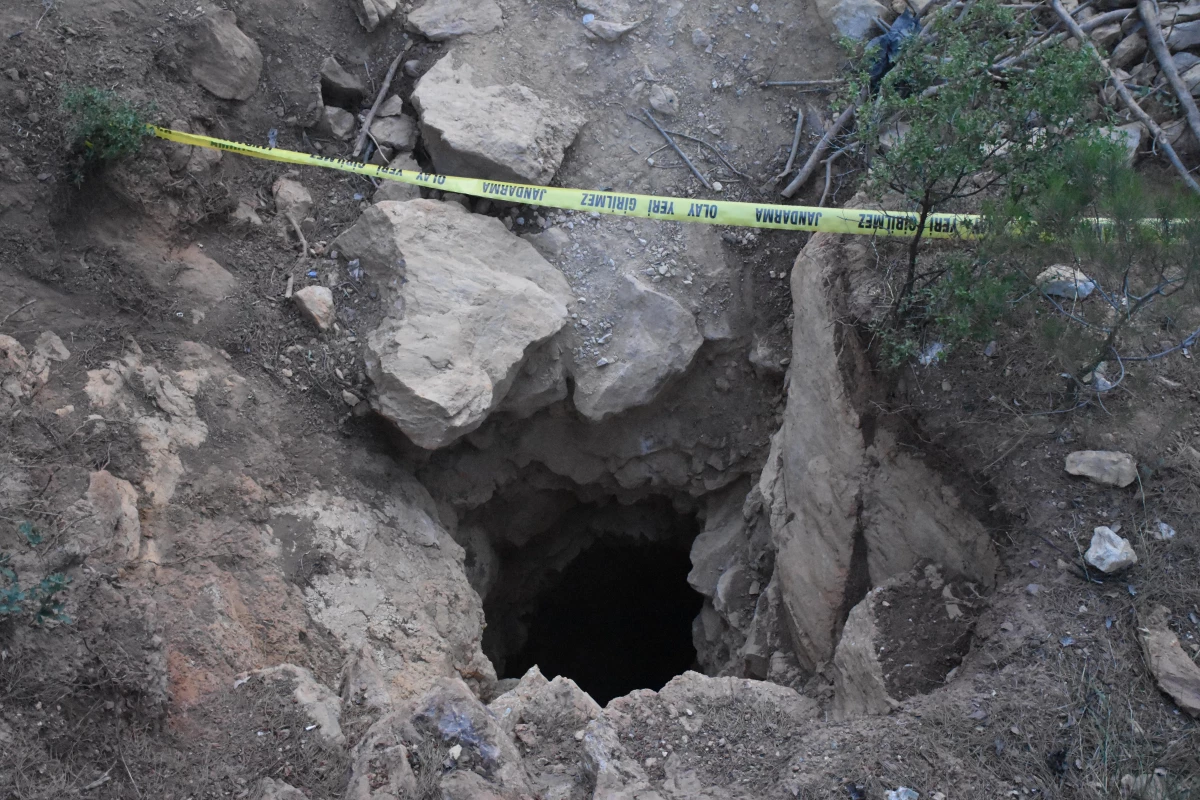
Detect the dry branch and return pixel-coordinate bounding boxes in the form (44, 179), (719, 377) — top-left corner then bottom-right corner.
(781, 101), (858, 198)
(1050, 0), (1200, 194)
(1139, 0), (1200, 150)
(352, 42), (411, 160)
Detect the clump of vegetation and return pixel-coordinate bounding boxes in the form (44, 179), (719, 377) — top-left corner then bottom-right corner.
(0, 552), (71, 626)
(62, 86), (151, 182)
(850, 0), (1116, 365)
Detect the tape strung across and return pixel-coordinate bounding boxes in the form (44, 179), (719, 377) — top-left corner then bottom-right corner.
(149, 126), (978, 239)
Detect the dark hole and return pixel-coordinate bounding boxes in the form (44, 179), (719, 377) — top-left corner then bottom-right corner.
(479, 497), (703, 706)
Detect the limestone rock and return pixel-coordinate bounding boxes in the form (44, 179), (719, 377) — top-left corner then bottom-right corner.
(1085, 526), (1138, 573)
(272, 177), (313, 221)
(348, 0), (399, 32)
(649, 84), (679, 115)
(585, 17), (641, 41)
(293, 286), (335, 332)
(571, 275), (702, 421)
(1139, 605), (1200, 716)
(376, 95), (406, 118)
(832, 592), (894, 718)
(1065, 450), (1137, 487)
(374, 154), (423, 202)
(407, 0), (504, 40)
(815, 0), (889, 40)
(412, 55), (583, 184)
(521, 227), (570, 259)
(242, 665), (344, 745)
(34, 331), (70, 362)
(1102, 122), (1142, 165)
(83, 470), (141, 564)
(253, 778), (307, 800)
(369, 114), (417, 151)
(1036, 265), (1096, 299)
(185, 10), (263, 101)
(314, 105), (356, 140)
(320, 56), (366, 109)
(331, 199), (572, 448)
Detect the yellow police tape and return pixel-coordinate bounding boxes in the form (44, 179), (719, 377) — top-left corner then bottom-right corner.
(149, 125), (978, 239)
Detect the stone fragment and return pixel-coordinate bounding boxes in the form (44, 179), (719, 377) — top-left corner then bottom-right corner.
(314, 105), (356, 140)
(84, 470), (141, 563)
(374, 154), (422, 202)
(1102, 122), (1142, 165)
(34, 331), (70, 362)
(1085, 526), (1138, 573)
(412, 55), (583, 184)
(584, 17), (641, 40)
(570, 274), (702, 421)
(521, 227), (570, 259)
(331, 200), (571, 448)
(1139, 605), (1200, 716)
(815, 0), (889, 40)
(369, 114), (417, 151)
(348, 0), (399, 32)
(1091, 22), (1122, 49)
(1036, 265), (1096, 299)
(253, 778), (308, 800)
(340, 645), (392, 712)
(1167, 19), (1200, 50)
(272, 177), (313, 221)
(1110, 32), (1146, 69)
(1065, 450), (1137, 487)
(293, 286), (335, 332)
(376, 95), (406, 117)
(649, 84), (679, 115)
(185, 10), (263, 101)
(406, 0), (503, 40)
(233, 199), (263, 226)
(320, 57), (366, 109)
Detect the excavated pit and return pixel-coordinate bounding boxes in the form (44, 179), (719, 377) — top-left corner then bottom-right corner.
(475, 495), (704, 705)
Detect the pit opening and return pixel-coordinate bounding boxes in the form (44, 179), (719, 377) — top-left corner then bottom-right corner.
(474, 495), (703, 706)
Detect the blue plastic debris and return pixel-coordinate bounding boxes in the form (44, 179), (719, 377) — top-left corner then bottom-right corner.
(267, 128), (278, 148)
(582, 13), (595, 23)
(307, 270), (318, 278)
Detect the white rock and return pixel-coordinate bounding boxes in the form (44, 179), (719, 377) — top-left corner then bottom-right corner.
(412, 55), (583, 184)
(331, 200), (572, 448)
(1065, 450), (1137, 487)
(1154, 521), (1177, 541)
(584, 17), (641, 40)
(314, 105), (356, 140)
(342, 390), (361, 407)
(1101, 122), (1142, 166)
(1139, 605), (1200, 717)
(293, 286), (335, 332)
(369, 114), (417, 151)
(649, 84), (679, 116)
(373, 154), (423, 202)
(1085, 526), (1138, 573)
(184, 10), (263, 101)
(406, 0), (503, 40)
(376, 95), (406, 117)
(570, 275), (702, 421)
(1037, 265), (1096, 299)
(348, 0), (399, 32)
(34, 331), (70, 362)
(272, 177), (313, 221)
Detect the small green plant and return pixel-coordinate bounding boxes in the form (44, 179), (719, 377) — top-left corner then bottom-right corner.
(850, 0), (1118, 362)
(0, 553), (71, 625)
(62, 86), (150, 181)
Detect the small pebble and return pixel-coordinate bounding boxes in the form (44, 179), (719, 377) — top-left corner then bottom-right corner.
(712, 181), (723, 191)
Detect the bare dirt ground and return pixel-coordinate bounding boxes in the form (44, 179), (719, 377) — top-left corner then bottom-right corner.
(1, 0), (1198, 798)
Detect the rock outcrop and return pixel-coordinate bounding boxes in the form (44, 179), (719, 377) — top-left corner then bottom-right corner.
(571, 274), (703, 421)
(760, 221), (998, 671)
(412, 55), (583, 184)
(332, 199), (572, 448)
(348, 0), (399, 31)
(184, 10), (263, 101)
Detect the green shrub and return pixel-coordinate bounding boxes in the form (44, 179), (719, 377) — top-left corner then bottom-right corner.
(62, 86), (150, 181)
(0, 552), (71, 626)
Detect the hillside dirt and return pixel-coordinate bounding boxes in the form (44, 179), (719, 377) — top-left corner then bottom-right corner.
(1, 0), (1198, 798)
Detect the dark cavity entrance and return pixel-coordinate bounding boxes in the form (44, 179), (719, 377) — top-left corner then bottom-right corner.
(477, 496), (703, 706)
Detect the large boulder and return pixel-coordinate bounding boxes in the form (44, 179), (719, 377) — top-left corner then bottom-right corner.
(407, 0), (504, 40)
(331, 199), (572, 448)
(184, 10), (263, 101)
(412, 55), (583, 184)
(571, 275), (702, 421)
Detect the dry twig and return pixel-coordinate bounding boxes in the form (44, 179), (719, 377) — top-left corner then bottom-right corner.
(771, 106), (806, 184)
(642, 108), (712, 189)
(1050, 0), (1200, 194)
(352, 41), (411, 159)
(1139, 0), (1200, 151)
(781, 99), (859, 198)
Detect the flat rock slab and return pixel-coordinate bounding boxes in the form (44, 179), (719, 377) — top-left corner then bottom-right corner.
(1139, 605), (1200, 716)
(407, 0), (503, 40)
(331, 199), (572, 449)
(185, 10), (263, 100)
(571, 274), (702, 421)
(412, 54), (583, 184)
(369, 115), (418, 151)
(1065, 450), (1137, 487)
